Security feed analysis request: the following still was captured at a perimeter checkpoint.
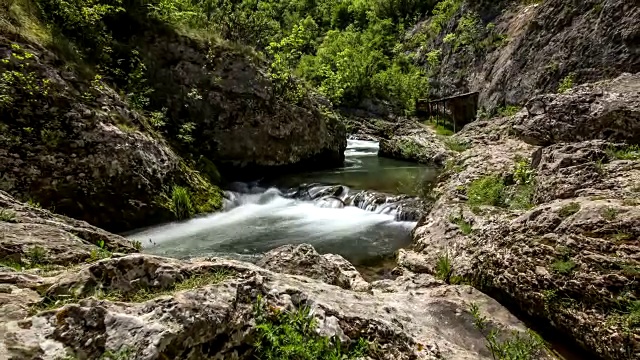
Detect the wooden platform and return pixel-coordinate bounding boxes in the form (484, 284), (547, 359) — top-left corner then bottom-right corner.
(416, 92), (480, 132)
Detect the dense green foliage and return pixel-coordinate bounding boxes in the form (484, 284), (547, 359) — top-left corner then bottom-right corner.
(253, 297), (370, 359)
(31, 0), (440, 110)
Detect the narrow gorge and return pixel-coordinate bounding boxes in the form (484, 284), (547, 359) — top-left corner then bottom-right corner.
(0, 0), (638, 359)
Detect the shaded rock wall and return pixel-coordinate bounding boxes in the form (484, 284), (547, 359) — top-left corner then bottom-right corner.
(413, 0), (640, 111)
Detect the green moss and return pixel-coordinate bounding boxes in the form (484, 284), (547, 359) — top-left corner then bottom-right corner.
(196, 155), (221, 184)
(558, 202), (581, 218)
(551, 259), (577, 275)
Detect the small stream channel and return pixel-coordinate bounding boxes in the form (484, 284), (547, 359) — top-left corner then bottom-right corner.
(128, 140), (436, 268)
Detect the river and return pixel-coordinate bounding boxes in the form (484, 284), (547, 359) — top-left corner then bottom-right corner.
(128, 140), (437, 267)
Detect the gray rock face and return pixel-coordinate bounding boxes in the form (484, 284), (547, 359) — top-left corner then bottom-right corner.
(0, 36), (214, 232)
(0, 191), (137, 266)
(513, 73), (640, 146)
(0, 253), (546, 360)
(257, 244), (371, 292)
(406, 77), (640, 359)
(378, 120), (451, 166)
(141, 33), (347, 174)
(415, 0), (640, 111)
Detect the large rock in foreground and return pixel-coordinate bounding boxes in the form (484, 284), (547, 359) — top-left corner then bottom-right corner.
(257, 244), (371, 292)
(0, 251), (547, 360)
(0, 191), (137, 266)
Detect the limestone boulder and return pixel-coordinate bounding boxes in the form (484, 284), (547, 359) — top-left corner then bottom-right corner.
(0, 254), (550, 360)
(513, 73), (640, 146)
(257, 244), (371, 292)
(0, 191), (137, 266)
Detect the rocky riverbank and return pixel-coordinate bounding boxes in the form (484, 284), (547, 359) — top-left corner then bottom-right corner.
(0, 202), (550, 360)
(398, 73), (640, 359)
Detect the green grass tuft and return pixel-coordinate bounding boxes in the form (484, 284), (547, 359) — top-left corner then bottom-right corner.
(606, 144), (640, 161)
(467, 175), (505, 207)
(551, 259), (577, 275)
(497, 105), (521, 117)
(601, 206), (619, 221)
(450, 214), (473, 235)
(470, 303), (545, 360)
(32, 270), (233, 314)
(558, 73), (576, 94)
(26, 245), (47, 265)
(435, 252), (454, 283)
(0, 208), (17, 222)
(252, 296), (370, 360)
(443, 137), (470, 152)
(171, 185), (194, 220)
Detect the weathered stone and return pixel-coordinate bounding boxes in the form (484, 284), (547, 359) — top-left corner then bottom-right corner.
(0, 37), (218, 232)
(0, 254), (550, 360)
(407, 77), (640, 360)
(0, 191), (137, 266)
(416, 0), (639, 112)
(378, 121), (451, 165)
(513, 73), (640, 146)
(257, 244), (371, 292)
(141, 33), (346, 175)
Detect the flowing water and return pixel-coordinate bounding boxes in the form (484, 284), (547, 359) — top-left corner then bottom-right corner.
(129, 140), (436, 266)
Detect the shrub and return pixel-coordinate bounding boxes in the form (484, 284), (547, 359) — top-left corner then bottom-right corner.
(558, 73), (576, 93)
(467, 175), (505, 207)
(470, 303), (545, 360)
(0, 208), (17, 222)
(252, 297), (369, 359)
(171, 185), (194, 220)
(552, 259), (577, 275)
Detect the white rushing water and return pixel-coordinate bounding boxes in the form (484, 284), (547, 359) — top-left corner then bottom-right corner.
(129, 140), (427, 264)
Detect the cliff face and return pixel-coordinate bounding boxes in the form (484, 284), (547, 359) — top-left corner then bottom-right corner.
(401, 74), (640, 359)
(0, 4), (346, 230)
(140, 31), (346, 175)
(411, 0), (639, 111)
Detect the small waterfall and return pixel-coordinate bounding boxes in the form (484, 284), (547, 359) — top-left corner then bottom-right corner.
(280, 183), (424, 222)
